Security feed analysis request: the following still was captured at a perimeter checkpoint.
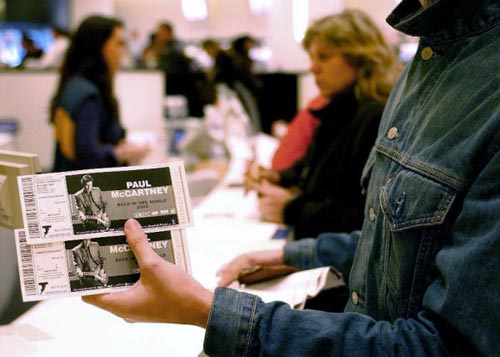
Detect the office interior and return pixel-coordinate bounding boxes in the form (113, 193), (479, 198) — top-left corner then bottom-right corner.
(0, 0), (420, 355)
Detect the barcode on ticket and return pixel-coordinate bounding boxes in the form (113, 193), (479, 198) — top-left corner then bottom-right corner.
(15, 229), (36, 297)
(19, 176), (41, 241)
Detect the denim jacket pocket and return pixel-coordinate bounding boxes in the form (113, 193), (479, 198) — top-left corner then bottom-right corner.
(378, 168), (458, 318)
(380, 169), (456, 232)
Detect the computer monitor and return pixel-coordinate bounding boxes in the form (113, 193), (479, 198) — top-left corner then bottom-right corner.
(0, 150), (41, 229)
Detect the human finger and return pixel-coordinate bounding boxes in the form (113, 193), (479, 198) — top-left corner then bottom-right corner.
(123, 219), (160, 268)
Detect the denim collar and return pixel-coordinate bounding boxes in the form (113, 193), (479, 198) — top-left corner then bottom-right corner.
(387, 0), (500, 45)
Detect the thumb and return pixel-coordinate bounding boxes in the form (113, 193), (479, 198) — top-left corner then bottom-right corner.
(124, 219), (157, 268)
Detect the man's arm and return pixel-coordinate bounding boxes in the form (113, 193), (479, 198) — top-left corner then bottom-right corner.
(283, 231), (360, 279)
(213, 230), (360, 287)
(82, 220), (449, 355)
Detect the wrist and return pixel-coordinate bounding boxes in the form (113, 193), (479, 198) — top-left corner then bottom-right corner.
(192, 289), (214, 328)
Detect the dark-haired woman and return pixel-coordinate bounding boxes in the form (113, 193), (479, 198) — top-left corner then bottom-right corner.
(50, 15), (149, 172)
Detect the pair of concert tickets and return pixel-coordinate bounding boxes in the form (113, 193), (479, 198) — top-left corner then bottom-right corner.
(15, 161), (193, 301)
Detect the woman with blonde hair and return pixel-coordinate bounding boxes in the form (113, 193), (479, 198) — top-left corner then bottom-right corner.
(246, 9), (402, 240)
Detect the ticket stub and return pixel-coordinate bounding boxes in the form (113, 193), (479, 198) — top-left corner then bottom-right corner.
(15, 228), (191, 301)
(17, 162), (193, 244)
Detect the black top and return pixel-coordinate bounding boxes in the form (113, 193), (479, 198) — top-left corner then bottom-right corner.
(280, 89), (385, 239)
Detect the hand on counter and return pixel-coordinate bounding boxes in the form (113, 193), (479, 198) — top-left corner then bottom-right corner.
(243, 160), (280, 195)
(114, 140), (151, 165)
(256, 180), (296, 223)
(216, 249), (285, 287)
(82, 219), (213, 328)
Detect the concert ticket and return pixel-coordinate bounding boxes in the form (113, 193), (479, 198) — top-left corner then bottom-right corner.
(17, 161), (193, 244)
(15, 228), (191, 301)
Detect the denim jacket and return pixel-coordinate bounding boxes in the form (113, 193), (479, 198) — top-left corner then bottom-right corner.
(204, 0), (500, 355)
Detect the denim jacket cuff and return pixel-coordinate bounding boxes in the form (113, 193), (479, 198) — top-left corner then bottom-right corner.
(204, 287), (260, 356)
(283, 238), (318, 270)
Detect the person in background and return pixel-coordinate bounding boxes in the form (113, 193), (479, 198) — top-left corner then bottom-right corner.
(18, 33), (44, 68)
(226, 34), (263, 129)
(246, 10), (402, 240)
(140, 32), (161, 68)
(50, 15), (149, 172)
(23, 27), (70, 69)
(143, 22), (205, 117)
(228, 34), (262, 99)
(84, 0), (500, 355)
(201, 38), (237, 87)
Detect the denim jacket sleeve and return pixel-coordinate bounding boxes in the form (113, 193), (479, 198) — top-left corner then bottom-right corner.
(282, 231), (360, 279)
(204, 287), (449, 356)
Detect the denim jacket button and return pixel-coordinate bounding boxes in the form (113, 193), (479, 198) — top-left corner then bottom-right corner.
(387, 127), (399, 140)
(368, 207), (376, 222)
(421, 47), (433, 60)
(351, 291), (359, 305)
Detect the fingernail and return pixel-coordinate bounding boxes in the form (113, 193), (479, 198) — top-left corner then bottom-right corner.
(125, 218), (140, 230)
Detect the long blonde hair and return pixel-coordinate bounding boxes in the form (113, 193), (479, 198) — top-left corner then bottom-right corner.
(303, 10), (402, 103)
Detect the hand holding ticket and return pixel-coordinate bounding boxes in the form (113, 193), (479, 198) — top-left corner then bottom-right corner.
(14, 226), (190, 301)
(14, 162), (193, 301)
(83, 219), (213, 328)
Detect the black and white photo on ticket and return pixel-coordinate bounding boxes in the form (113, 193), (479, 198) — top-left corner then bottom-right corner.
(15, 229), (190, 301)
(17, 162), (193, 244)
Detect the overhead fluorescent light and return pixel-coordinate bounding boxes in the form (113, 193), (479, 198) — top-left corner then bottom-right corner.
(293, 0), (308, 42)
(249, 0), (274, 15)
(181, 0), (208, 21)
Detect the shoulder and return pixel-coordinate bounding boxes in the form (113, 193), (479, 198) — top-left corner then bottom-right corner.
(59, 76), (100, 113)
(74, 188), (85, 197)
(64, 76), (99, 97)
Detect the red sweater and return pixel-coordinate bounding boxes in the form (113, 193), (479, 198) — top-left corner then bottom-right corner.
(271, 95), (328, 170)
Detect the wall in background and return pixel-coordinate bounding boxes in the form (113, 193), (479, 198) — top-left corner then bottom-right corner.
(72, 0), (347, 72)
(70, 0), (400, 73)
